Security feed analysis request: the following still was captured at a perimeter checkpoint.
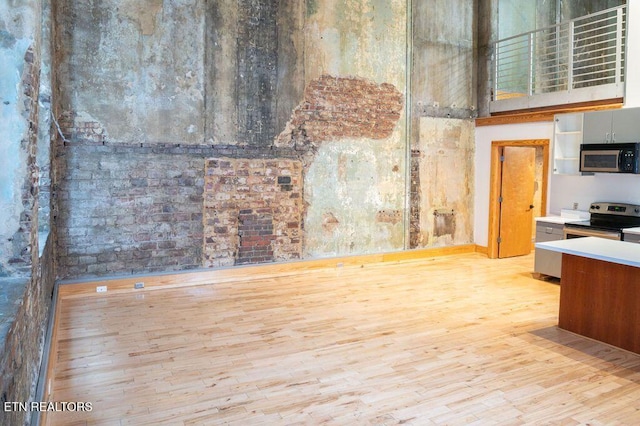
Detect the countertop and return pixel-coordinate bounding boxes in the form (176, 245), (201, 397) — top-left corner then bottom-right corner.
(535, 209), (590, 225)
(535, 216), (578, 225)
(535, 237), (640, 268)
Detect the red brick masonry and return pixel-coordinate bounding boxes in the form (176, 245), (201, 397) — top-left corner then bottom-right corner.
(276, 75), (403, 146)
(203, 158), (303, 267)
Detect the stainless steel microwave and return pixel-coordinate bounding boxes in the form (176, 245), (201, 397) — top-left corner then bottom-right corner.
(579, 143), (640, 173)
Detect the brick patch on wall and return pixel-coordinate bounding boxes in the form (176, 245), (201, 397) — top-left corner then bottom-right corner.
(57, 111), (107, 144)
(237, 209), (275, 264)
(275, 75), (403, 148)
(203, 158), (303, 267)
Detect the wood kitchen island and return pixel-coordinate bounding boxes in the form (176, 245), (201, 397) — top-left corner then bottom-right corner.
(536, 237), (640, 355)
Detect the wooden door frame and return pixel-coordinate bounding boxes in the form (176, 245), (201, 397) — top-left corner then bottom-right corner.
(488, 139), (550, 259)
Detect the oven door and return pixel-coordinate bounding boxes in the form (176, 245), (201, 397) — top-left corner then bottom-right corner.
(563, 226), (621, 240)
(580, 150), (621, 172)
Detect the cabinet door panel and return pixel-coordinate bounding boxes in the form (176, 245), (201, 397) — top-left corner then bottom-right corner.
(611, 108), (640, 143)
(582, 110), (612, 144)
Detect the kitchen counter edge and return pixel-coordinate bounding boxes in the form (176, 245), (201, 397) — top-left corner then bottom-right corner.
(535, 237), (640, 268)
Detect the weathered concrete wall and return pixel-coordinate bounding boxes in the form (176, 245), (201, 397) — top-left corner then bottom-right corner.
(413, 0), (477, 120)
(559, 0), (626, 21)
(477, 0), (497, 117)
(205, 1), (305, 146)
(53, 0), (494, 277)
(55, 0), (205, 145)
(300, 0), (408, 257)
(412, 0), (477, 248)
(55, 0), (409, 274)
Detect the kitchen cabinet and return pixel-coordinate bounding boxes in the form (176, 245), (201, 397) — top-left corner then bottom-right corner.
(536, 237), (640, 355)
(553, 113), (583, 175)
(623, 230), (640, 243)
(582, 107), (640, 144)
(534, 220), (564, 278)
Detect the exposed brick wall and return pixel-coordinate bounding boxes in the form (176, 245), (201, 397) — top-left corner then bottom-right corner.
(56, 146), (205, 277)
(203, 158), (303, 267)
(1, 41), (56, 426)
(275, 75), (403, 148)
(55, 143), (300, 279)
(0, 238), (55, 426)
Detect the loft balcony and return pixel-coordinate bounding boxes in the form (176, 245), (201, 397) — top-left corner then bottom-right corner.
(491, 4), (626, 114)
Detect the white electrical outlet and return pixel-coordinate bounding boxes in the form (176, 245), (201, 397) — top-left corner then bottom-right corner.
(134, 282), (144, 289)
(96, 285), (107, 293)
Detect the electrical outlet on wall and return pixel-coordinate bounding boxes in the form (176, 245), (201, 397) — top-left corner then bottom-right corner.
(96, 285), (107, 293)
(134, 282), (144, 289)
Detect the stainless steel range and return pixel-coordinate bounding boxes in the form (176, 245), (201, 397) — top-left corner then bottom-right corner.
(563, 202), (640, 241)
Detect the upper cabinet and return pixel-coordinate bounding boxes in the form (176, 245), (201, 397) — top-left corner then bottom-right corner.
(583, 108), (640, 144)
(553, 112), (583, 175)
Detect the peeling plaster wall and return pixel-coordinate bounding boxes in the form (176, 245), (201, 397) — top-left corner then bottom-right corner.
(416, 118), (474, 247)
(301, 0), (408, 257)
(0, 4), (35, 275)
(305, 138), (405, 256)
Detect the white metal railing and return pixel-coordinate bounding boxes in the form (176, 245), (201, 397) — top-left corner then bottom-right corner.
(493, 5), (626, 104)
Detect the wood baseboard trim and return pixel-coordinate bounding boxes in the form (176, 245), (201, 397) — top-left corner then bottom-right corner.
(475, 245), (488, 255)
(57, 245), (478, 299)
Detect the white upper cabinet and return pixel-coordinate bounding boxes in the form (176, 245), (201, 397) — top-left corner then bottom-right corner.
(583, 108), (640, 144)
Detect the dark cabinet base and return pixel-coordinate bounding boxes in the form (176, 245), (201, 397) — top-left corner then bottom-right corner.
(559, 254), (640, 355)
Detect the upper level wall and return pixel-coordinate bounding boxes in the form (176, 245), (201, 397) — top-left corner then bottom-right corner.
(413, 0), (477, 120)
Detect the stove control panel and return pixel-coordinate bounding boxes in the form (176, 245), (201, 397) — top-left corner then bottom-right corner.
(589, 202), (640, 217)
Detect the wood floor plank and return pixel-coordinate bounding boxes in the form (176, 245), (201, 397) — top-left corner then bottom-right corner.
(44, 253), (640, 425)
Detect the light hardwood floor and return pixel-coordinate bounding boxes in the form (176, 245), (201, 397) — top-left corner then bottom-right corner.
(45, 252), (640, 425)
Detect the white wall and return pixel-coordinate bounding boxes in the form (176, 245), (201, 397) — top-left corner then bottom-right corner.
(548, 174), (640, 215)
(473, 122), (554, 247)
(625, 1), (640, 107)
(474, 122), (640, 247)
(474, 3), (640, 248)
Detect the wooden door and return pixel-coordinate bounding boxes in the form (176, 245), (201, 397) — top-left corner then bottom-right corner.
(499, 147), (536, 258)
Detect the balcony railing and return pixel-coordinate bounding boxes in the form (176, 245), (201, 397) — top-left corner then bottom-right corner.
(491, 5), (626, 113)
